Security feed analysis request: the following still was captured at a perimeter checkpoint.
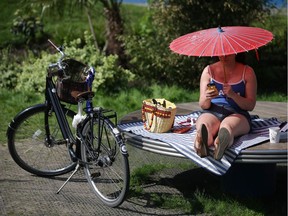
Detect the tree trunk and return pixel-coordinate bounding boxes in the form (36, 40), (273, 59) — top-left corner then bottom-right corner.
(101, 0), (128, 68)
(85, 6), (99, 51)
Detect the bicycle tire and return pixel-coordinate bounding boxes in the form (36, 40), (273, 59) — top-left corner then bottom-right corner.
(7, 104), (77, 177)
(81, 116), (130, 207)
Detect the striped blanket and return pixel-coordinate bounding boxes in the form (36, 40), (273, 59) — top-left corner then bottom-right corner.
(118, 111), (281, 175)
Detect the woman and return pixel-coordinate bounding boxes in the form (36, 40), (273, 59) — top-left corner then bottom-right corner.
(194, 54), (257, 160)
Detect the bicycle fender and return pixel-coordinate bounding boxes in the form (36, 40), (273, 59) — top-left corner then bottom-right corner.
(111, 127), (128, 155)
(7, 104), (47, 138)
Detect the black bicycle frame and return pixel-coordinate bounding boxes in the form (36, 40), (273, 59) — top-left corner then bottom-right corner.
(43, 74), (119, 161)
(44, 76), (76, 146)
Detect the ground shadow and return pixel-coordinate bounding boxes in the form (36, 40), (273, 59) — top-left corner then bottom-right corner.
(128, 165), (287, 215)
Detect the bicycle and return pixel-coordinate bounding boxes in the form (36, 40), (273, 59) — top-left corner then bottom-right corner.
(7, 40), (130, 207)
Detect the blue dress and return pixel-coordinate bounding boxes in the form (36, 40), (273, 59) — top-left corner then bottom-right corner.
(202, 65), (251, 126)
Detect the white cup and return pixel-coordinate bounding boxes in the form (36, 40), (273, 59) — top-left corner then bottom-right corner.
(269, 127), (280, 143)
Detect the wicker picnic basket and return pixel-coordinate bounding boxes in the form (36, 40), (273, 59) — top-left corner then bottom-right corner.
(56, 59), (89, 104)
(142, 98), (177, 133)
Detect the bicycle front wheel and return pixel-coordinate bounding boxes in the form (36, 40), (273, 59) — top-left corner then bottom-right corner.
(7, 104), (76, 176)
(81, 116), (129, 207)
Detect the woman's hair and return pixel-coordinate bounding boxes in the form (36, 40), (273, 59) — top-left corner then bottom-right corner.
(211, 52), (246, 64)
(235, 52), (246, 64)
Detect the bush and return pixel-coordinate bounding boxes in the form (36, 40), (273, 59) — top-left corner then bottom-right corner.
(0, 48), (22, 89)
(11, 9), (44, 44)
(15, 51), (57, 92)
(14, 32), (135, 94)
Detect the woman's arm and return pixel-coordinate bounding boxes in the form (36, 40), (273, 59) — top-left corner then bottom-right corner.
(199, 66), (218, 109)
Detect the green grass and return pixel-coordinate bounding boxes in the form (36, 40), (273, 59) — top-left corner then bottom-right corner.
(0, 0), (147, 47)
(257, 92), (287, 102)
(1, 85), (286, 145)
(0, 0), (23, 47)
(128, 162), (287, 215)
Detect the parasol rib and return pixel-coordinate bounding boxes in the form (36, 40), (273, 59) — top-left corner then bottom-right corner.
(197, 33), (219, 57)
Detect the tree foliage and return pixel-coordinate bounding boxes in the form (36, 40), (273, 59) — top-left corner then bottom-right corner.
(21, 0), (127, 66)
(11, 8), (44, 45)
(123, 0), (274, 90)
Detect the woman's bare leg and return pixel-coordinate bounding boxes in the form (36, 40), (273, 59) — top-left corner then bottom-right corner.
(195, 113), (220, 147)
(218, 114), (250, 147)
(214, 114), (250, 160)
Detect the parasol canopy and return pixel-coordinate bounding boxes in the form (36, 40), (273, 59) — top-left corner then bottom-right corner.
(169, 26), (273, 57)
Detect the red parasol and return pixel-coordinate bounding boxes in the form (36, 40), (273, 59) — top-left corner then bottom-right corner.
(169, 26), (273, 81)
(170, 26), (273, 57)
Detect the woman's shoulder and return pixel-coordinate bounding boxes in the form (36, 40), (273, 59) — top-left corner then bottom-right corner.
(202, 65), (211, 73)
(243, 64), (255, 75)
(243, 65), (256, 81)
(244, 64), (254, 71)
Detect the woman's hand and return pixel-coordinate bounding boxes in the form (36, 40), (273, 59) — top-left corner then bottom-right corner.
(205, 88), (218, 99)
(222, 83), (235, 98)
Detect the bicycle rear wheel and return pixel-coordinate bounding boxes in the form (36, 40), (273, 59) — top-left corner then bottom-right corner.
(7, 104), (76, 176)
(81, 116), (129, 207)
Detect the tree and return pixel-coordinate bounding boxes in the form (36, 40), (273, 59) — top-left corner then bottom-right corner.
(123, 0), (273, 89)
(71, 0), (128, 67)
(100, 0), (128, 67)
(11, 7), (44, 45)
(69, 0), (99, 50)
(21, 0), (127, 67)
(75, 0), (128, 67)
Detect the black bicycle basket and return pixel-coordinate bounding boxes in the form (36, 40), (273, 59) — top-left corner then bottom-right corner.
(56, 59), (89, 104)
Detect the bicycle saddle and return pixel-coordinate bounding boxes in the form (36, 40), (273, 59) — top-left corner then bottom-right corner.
(71, 91), (95, 102)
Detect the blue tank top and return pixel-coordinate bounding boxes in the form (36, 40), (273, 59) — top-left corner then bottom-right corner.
(209, 65), (247, 112)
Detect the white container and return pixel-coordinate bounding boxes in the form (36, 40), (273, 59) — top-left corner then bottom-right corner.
(269, 127), (280, 143)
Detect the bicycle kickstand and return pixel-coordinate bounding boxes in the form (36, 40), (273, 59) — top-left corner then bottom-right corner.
(56, 161), (81, 194)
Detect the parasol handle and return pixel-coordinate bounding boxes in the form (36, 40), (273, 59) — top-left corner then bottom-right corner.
(222, 63), (228, 101)
(223, 63), (227, 83)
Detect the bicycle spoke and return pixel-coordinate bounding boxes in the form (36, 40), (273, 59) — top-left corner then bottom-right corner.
(81, 117), (129, 207)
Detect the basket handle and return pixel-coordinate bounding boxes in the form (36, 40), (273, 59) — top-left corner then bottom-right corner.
(142, 102), (172, 131)
(142, 104), (156, 131)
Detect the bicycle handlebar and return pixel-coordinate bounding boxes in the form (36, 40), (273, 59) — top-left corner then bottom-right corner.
(48, 39), (65, 58)
(47, 39), (67, 78)
(47, 39), (96, 80)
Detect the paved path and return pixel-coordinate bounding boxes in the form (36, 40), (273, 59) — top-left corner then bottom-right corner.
(0, 143), (193, 216)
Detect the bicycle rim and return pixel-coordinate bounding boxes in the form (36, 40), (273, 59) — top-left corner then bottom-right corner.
(7, 104), (76, 176)
(81, 117), (129, 207)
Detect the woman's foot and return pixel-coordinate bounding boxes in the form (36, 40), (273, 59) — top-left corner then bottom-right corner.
(214, 127), (230, 160)
(194, 124), (208, 158)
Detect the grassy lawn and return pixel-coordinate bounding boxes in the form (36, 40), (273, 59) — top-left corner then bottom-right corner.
(128, 162), (287, 215)
(1, 85), (286, 145)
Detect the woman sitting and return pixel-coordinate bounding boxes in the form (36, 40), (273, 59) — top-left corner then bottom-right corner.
(194, 54), (257, 160)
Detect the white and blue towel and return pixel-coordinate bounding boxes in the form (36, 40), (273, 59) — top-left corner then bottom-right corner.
(118, 112), (281, 175)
